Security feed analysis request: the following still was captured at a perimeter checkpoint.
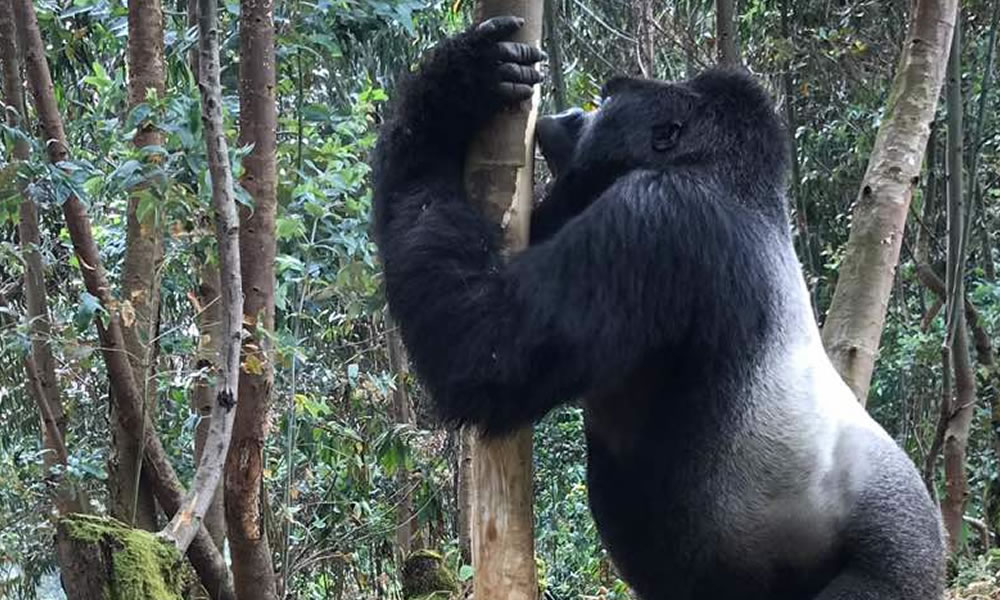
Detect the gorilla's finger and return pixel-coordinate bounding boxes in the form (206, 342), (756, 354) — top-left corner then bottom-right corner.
(498, 82), (535, 101)
(498, 63), (543, 85)
(477, 16), (524, 39)
(496, 42), (547, 65)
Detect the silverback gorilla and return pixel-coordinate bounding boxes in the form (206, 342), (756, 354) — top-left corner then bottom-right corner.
(373, 16), (946, 600)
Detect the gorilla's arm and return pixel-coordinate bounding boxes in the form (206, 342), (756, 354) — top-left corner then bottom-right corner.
(378, 168), (777, 435)
(373, 17), (543, 237)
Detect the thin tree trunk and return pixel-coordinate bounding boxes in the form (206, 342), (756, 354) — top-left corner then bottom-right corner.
(110, 0), (167, 532)
(387, 317), (418, 559)
(542, 0), (566, 112)
(630, 0), (654, 76)
(779, 0), (816, 310)
(940, 16), (976, 551)
(714, 0), (740, 66)
(966, 0), (999, 282)
(161, 0), (242, 552)
(189, 263), (226, 600)
(187, 0), (199, 74)
(12, 0), (234, 594)
(192, 263), (226, 549)
(680, 0), (698, 78)
(982, 223), (996, 280)
(464, 2), (542, 598)
(923, 346), (952, 493)
(225, 0), (280, 594)
(820, 0), (958, 403)
(916, 123), (939, 265)
(456, 429), (474, 566)
(0, 0), (84, 516)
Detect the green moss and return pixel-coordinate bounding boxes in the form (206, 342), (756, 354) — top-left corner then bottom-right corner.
(59, 514), (185, 600)
(402, 549), (459, 599)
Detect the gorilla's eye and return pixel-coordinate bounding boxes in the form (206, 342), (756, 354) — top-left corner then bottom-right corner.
(652, 122), (683, 152)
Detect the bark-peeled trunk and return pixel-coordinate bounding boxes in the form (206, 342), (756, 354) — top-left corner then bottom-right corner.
(0, 0), (83, 516)
(820, 0), (958, 403)
(940, 16), (975, 552)
(225, 0), (279, 594)
(111, 0), (167, 531)
(11, 0), (234, 595)
(162, 0), (242, 553)
(464, 2), (542, 598)
(714, 0), (740, 67)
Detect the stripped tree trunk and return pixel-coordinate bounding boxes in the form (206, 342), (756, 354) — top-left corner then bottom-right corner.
(464, 1), (543, 598)
(820, 0), (958, 403)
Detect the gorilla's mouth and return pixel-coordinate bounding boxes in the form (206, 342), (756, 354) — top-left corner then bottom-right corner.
(535, 107), (586, 177)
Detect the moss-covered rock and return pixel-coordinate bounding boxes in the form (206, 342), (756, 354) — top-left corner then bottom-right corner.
(402, 549), (459, 599)
(56, 514), (185, 600)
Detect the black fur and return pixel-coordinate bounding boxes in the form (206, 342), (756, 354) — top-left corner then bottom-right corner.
(373, 20), (945, 600)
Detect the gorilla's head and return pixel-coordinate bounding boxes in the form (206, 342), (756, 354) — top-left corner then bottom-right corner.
(536, 69), (788, 203)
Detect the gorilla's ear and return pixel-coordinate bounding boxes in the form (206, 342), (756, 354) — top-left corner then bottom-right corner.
(652, 121), (683, 152)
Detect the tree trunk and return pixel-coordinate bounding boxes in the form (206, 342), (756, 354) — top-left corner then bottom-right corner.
(55, 515), (185, 599)
(464, 2), (542, 598)
(779, 0), (816, 309)
(192, 263), (226, 550)
(0, 0), (85, 516)
(162, 0), (243, 551)
(940, 16), (976, 552)
(12, 0), (234, 594)
(387, 317), (418, 559)
(820, 0), (958, 403)
(916, 122), (939, 265)
(966, 0), (999, 283)
(456, 429), (474, 566)
(110, 0), (167, 532)
(630, 0), (654, 76)
(982, 223), (996, 280)
(224, 0), (280, 594)
(714, 0), (740, 66)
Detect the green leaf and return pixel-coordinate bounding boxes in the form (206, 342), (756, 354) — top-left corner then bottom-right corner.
(135, 189), (158, 224)
(74, 292), (105, 333)
(276, 216), (306, 240)
(458, 565), (474, 581)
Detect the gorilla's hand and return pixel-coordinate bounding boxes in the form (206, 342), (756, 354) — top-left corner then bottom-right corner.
(392, 16), (544, 154)
(475, 16), (546, 103)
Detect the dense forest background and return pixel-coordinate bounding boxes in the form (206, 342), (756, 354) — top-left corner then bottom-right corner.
(0, 0), (999, 598)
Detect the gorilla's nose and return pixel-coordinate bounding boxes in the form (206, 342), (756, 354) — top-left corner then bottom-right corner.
(536, 107), (586, 177)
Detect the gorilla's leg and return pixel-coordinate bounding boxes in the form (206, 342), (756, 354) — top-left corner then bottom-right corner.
(816, 458), (945, 600)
